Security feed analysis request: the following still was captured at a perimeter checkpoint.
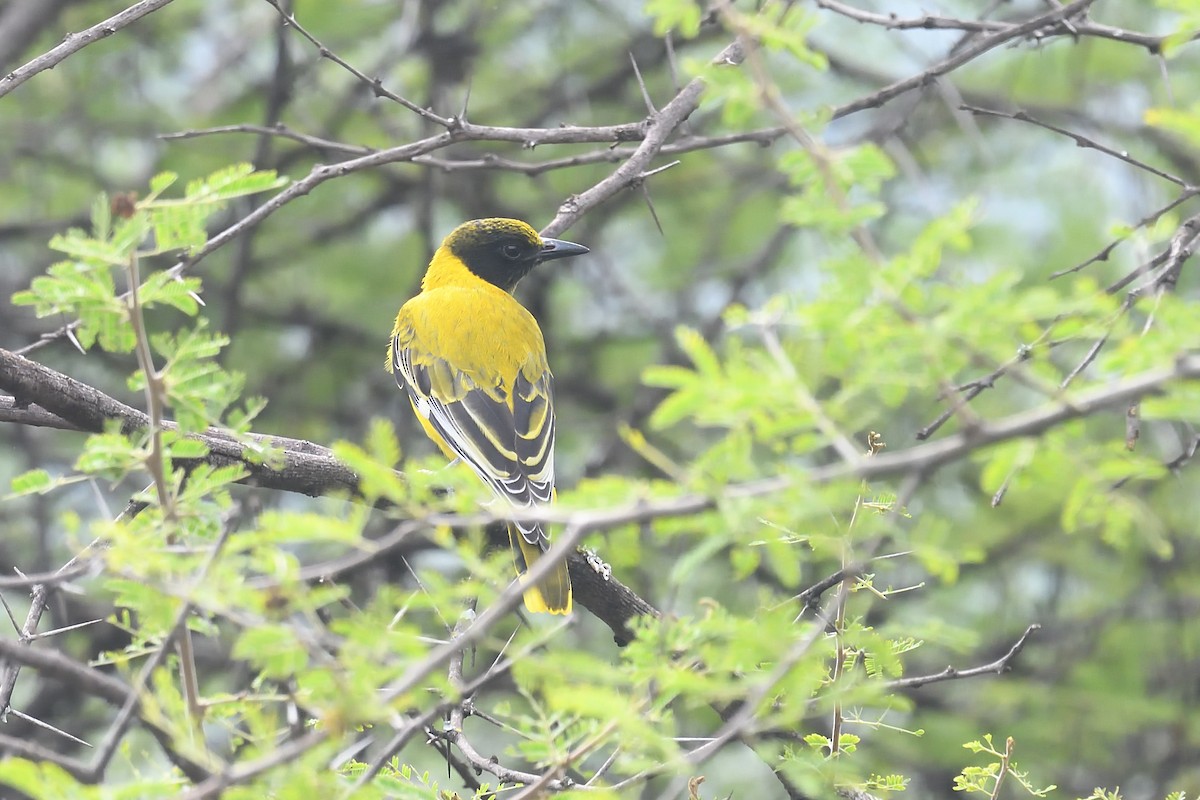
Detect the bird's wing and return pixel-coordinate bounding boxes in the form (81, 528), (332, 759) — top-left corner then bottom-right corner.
(512, 369), (555, 505)
(392, 332), (555, 550)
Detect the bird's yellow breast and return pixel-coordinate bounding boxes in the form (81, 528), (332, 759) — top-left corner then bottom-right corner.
(390, 244), (550, 396)
(395, 288), (547, 382)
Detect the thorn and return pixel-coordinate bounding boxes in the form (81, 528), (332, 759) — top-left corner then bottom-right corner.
(638, 160), (680, 181)
(329, 733), (375, 770)
(65, 326), (86, 355)
(460, 77), (472, 122)
(8, 708), (93, 747)
(86, 477), (114, 519)
(641, 185), (665, 237)
(0, 592), (19, 631)
(629, 53), (657, 115)
(664, 31), (681, 94)
(30, 618), (104, 640)
(174, 275), (205, 307)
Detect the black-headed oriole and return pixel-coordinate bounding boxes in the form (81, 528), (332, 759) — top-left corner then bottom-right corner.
(387, 218), (589, 614)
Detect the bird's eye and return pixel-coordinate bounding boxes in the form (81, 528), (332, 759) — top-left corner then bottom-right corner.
(500, 243), (523, 260)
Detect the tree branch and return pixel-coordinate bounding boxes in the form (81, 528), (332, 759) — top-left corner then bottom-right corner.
(18, 34), (753, 355)
(0, 0), (75, 70)
(0, 636), (214, 782)
(0, 0), (178, 100)
(887, 624), (1041, 690)
(815, 0), (1197, 55)
(542, 40), (746, 237)
(5, 346), (1200, 617)
(7, 346), (1200, 517)
(830, 0), (1100, 120)
(0, 346), (658, 644)
(0, 347), (361, 498)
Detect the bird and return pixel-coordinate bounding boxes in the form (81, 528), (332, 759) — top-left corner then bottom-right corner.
(387, 218), (589, 614)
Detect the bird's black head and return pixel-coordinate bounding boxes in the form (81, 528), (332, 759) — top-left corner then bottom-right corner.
(444, 218), (589, 293)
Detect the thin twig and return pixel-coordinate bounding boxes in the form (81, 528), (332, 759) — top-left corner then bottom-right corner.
(159, 123), (786, 174)
(816, 0), (1196, 55)
(0, 0), (178, 100)
(831, 0), (1101, 120)
(542, 40), (746, 237)
(887, 624), (1041, 690)
(259, 0), (450, 127)
(0, 583), (50, 718)
(963, 104), (1191, 188)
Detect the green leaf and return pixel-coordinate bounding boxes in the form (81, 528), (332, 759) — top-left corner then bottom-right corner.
(74, 430), (145, 480)
(148, 170), (179, 197)
(334, 438), (406, 504)
(91, 193), (111, 242)
(0, 760), (93, 800)
(232, 624), (310, 678)
(645, 0), (704, 38)
(105, 578), (179, 634)
(185, 163), (287, 204)
(90, 305), (137, 353)
(366, 416), (402, 466)
(139, 271), (203, 316)
(149, 202), (207, 253)
(8, 468), (53, 496)
(675, 326), (721, 377)
(804, 732), (831, 749)
(48, 229), (128, 266)
(165, 435), (211, 460)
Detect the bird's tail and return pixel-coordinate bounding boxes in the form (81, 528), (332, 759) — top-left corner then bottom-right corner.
(508, 522), (572, 615)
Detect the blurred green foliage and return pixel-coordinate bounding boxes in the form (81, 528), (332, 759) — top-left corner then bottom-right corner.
(1, 1), (1199, 799)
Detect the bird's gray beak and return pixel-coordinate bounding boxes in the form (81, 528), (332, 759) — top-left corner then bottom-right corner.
(538, 237), (589, 262)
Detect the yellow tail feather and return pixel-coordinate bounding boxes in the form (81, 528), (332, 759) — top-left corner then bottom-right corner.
(510, 524), (572, 615)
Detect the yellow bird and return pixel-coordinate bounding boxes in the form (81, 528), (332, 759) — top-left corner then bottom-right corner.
(387, 218), (589, 614)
